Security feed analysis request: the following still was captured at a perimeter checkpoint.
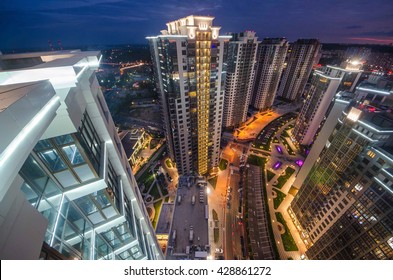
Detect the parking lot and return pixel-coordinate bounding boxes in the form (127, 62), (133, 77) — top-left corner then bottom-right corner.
(166, 176), (209, 259)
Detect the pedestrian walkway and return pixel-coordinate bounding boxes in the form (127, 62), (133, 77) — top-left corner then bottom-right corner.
(250, 119), (307, 260)
(207, 154), (230, 259)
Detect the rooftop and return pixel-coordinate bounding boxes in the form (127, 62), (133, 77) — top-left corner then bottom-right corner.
(119, 131), (139, 159)
(0, 50), (100, 71)
(155, 203), (175, 235)
(0, 81), (52, 112)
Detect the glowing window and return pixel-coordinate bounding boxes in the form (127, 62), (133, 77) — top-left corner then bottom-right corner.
(367, 150), (376, 159)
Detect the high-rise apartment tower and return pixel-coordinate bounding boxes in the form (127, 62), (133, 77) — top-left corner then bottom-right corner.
(277, 39), (321, 101)
(292, 61), (362, 146)
(251, 38), (288, 110)
(222, 31), (258, 128)
(147, 15), (230, 175)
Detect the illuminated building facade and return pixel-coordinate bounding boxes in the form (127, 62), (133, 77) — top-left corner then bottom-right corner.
(277, 39), (321, 101)
(222, 31), (258, 128)
(0, 51), (163, 260)
(289, 85), (393, 259)
(293, 62), (362, 146)
(148, 16), (229, 175)
(251, 38), (288, 111)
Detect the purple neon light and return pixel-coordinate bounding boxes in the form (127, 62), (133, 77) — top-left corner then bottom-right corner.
(295, 159), (304, 167)
(273, 161), (282, 170)
(276, 145), (283, 154)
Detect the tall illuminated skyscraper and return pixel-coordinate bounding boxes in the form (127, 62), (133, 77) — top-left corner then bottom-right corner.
(251, 38), (288, 111)
(147, 15), (230, 175)
(277, 39), (321, 101)
(0, 50), (163, 260)
(222, 31), (258, 128)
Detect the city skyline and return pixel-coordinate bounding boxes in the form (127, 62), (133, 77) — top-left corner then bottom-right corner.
(1, 6), (393, 261)
(1, 0), (393, 50)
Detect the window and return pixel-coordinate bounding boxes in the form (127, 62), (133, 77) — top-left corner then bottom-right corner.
(37, 149), (67, 172)
(367, 150), (376, 159)
(35, 132), (98, 188)
(62, 144), (85, 165)
(79, 112), (101, 173)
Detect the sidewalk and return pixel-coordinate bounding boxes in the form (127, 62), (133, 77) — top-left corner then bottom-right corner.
(207, 155), (230, 258)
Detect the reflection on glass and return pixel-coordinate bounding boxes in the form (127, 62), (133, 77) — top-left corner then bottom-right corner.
(43, 179), (61, 198)
(20, 182), (39, 206)
(121, 232), (132, 243)
(21, 155), (47, 192)
(54, 170), (78, 188)
(34, 139), (52, 150)
(75, 196), (97, 216)
(119, 250), (132, 260)
(95, 189), (111, 208)
(74, 164), (95, 182)
(62, 144), (85, 165)
(38, 150), (67, 172)
(55, 135), (74, 145)
(41, 207), (58, 233)
(96, 235), (112, 260)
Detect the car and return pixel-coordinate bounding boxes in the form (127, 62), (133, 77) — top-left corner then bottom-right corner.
(215, 248), (223, 254)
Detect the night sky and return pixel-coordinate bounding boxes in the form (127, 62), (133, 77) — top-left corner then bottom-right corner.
(1, 0), (393, 51)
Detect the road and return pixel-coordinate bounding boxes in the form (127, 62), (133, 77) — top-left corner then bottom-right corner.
(221, 142), (250, 260)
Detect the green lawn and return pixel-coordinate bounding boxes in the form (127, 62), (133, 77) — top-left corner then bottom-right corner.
(273, 188), (286, 209)
(275, 212), (298, 251)
(165, 158), (172, 168)
(219, 159), (228, 170)
(138, 169), (155, 190)
(247, 154), (266, 167)
(152, 199), (164, 229)
(267, 170), (276, 182)
(273, 167), (295, 189)
(208, 176), (218, 189)
(149, 183), (161, 200)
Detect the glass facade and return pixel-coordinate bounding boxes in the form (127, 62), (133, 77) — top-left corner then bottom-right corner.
(18, 111), (159, 259)
(291, 102), (393, 259)
(34, 133), (98, 188)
